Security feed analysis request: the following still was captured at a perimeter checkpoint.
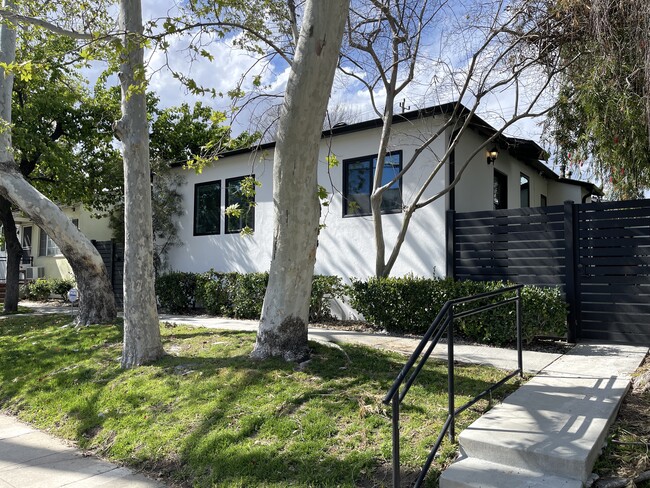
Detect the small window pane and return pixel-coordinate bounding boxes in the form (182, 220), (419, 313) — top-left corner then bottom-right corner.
(346, 160), (372, 215)
(494, 170), (508, 210)
(540, 194), (547, 207)
(520, 173), (530, 208)
(225, 176), (255, 233)
(344, 152), (402, 216)
(194, 181), (221, 236)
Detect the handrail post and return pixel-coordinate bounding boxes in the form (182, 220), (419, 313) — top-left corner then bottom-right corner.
(448, 306), (455, 442)
(392, 395), (400, 488)
(516, 287), (523, 377)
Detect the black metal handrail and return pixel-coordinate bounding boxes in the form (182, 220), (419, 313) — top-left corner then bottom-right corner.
(383, 284), (524, 488)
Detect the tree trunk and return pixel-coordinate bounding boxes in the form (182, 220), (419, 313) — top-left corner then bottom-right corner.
(115, 0), (163, 368)
(0, 197), (20, 312)
(251, 0), (350, 361)
(0, 164), (117, 322)
(0, 0), (116, 324)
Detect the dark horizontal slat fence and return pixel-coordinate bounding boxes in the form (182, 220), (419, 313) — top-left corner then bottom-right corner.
(93, 240), (124, 308)
(576, 200), (650, 344)
(450, 199), (650, 345)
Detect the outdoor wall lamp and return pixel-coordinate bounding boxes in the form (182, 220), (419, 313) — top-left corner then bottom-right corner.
(487, 146), (499, 165)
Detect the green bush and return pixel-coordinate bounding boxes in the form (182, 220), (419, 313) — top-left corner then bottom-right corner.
(155, 272), (199, 313)
(195, 270), (234, 316)
(50, 278), (76, 301)
(23, 278), (52, 301)
(158, 271), (346, 321)
(347, 276), (567, 346)
(310, 275), (344, 322)
(226, 272), (268, 319)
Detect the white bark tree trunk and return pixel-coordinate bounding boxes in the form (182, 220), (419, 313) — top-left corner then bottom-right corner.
(251, 0), (350, 361)
(0, 0), (116, 324)
(115, 0), (163, 368)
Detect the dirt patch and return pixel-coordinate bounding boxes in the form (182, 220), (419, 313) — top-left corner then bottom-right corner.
(593, 354), (650, 487)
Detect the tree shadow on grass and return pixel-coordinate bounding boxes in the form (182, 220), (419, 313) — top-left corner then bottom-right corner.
(0, 318), (518, 487)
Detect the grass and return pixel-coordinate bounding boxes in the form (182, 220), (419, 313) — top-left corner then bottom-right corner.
(0, 314), (524, 487)
(0, 305), (33, 316)
(593, 355), (650, 487)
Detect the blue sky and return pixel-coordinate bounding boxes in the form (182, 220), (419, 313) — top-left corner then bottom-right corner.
(88, 0), (552, 155)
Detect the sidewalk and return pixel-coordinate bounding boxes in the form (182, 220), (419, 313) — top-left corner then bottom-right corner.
(0, 415), (162, 487)
(159, 313), (566, 373)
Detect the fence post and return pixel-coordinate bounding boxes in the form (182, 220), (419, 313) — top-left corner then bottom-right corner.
(446, 209), (455, 279)
(392, 395), (400, 488)
(564, 201), (579, 343)
(447, 307), (455, 442)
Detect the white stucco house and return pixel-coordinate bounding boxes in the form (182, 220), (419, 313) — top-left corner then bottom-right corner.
(164, 103), (600, 281)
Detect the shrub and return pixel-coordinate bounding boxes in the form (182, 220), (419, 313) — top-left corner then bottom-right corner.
(23, 278), (52, 301)
(226, 272), (269, 319)
(50, 278), (76, 301)
(347, 276), (567, 346)
(155, 272), (199, 313)
(310, 275), (344, 322)
(196, 270), (234, 316)
(159, 270), (346, 321)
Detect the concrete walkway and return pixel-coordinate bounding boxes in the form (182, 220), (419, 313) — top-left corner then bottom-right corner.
(0, 415), (162, 487)
(440, 343), (649, 487)
(4, 303), (648, 487)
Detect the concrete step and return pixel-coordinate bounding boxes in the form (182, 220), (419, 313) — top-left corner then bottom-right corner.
(457, 367), (629, 481)
(439, 456), (583, 488)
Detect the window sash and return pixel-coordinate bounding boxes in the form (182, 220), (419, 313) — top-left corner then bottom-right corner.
(343, 152), (402, 216)
(225, 176), (255, 234)
(194, 181), (221, 236)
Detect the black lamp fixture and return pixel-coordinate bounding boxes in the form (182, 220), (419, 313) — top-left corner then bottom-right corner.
(486, 146), (499, 165)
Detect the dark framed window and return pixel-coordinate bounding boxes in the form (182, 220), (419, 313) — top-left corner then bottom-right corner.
(540, 194), (547, 207)
(520, 173), (530, 208)
(493, 170), (508, 210)
(194, 180), (221, 236)
(343, 151), (402, 217)
(225, 176), (255, 234)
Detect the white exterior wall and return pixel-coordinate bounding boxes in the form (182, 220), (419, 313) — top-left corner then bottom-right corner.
(166, 116), (450, 280)
(547, 181), (585, 205)
(454, 130), (551, 212)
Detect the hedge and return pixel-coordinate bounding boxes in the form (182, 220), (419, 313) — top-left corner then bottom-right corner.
(21, 277), (76, 301)
(347, 276), (567, 346)
(156, 271), (567, 346)
(156, 271), (344, 321)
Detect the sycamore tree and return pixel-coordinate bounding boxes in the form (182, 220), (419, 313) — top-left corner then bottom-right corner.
(166, 0), (350, 361)
(0, 0), (165, 367)
(0, 1), (117, 322)
(338, 0), (573, 277)
(0, 34), (122, 313)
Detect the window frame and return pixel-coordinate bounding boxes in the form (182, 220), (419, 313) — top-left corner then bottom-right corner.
(493, 169), (508, 210)
(342, 150), (403, 217)
(39, 229), (61, 257)
(540, 194), (547, 207)
(193, 180), (221, 236)
(225, 175), (255, 234)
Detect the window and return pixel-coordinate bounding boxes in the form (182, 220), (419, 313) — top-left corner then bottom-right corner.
(493, 170), (508, 210)
(520, 173), (530, 208)
(343, 151), (402, 216)
(225, 176), (255, 233)
(540, 194), (547, 207)
(39, 229), (60, 256)
(194, 181), (221, 236)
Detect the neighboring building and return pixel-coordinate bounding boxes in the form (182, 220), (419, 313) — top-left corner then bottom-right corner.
(165, 103), (601, 281)
(0, 206), (113, 282)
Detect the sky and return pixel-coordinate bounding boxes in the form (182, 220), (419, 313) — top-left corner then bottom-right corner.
(93, 0), (554, 162)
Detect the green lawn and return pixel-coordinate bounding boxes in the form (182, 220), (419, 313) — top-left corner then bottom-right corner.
(0, 314), (523, 487)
